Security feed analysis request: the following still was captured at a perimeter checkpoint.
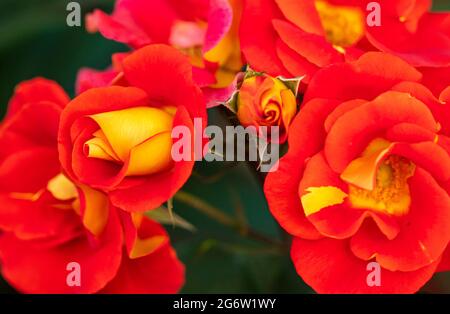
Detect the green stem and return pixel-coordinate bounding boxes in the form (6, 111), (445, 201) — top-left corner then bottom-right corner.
(174, 191), (237, 228)
(174, 191), (283, 248)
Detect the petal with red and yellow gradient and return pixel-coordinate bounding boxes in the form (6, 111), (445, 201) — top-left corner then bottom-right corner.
(203, 0), (233, 52)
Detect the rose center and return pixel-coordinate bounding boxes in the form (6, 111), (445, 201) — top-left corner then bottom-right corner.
(84, 106), (175, 176)
(348, 154), (415, 216)
(315, 0), (365, 48)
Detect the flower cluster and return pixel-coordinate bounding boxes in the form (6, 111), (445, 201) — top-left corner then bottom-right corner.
(0, 0), (449, 294)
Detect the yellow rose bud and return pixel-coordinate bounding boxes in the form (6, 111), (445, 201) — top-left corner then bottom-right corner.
(84, 106), (176, 176)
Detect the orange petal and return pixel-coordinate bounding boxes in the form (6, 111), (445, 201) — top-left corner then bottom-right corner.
(79, 185), (109, 236)
(129, 213), (167, 259)
(341, 138), (393, 190)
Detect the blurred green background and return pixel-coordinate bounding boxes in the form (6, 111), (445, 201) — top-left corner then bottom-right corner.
(0, 0), (449, 294)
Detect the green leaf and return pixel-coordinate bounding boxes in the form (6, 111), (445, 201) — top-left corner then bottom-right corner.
(277, 76), (305, 97)
(146, 207), (196, 233)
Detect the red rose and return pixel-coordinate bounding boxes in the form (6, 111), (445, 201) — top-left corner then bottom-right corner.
(240, 0), (450, 85)
(0, 78), (184, 293)
(264, 52), (450, 293)
(59, 45), (207, 213)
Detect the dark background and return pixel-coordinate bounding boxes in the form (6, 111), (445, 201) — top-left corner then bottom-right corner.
(0, 0), (449, 294)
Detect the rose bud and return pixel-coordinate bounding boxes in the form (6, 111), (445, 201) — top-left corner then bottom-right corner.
(236, 74), (298, 143)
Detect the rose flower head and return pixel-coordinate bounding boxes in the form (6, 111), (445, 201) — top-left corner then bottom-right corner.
(232, 72), (298, 143)
(240, 0), (450, 85)
(0, 78), (184, 293)
(59, 44), (207, 213)
(265, 52), (450, 293)
(84, 0), (245, 102)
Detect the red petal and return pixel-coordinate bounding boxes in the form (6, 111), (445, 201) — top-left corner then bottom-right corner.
(0, 192), (81, 241)
(420, 66), (450, 99)
(6, 78), (68, 118)
(76, 67), (118, 95)
(203, 0), (233, 52)
(0, 148), (59, 193)
(240, 0), (290, 76)
(0, 206), (123, 293)
(291, 237), (439, 293)
(101, 218), (184, 293)
(122, 44), (207, 125)
(264, 155), (321, 240)
(304, 52), (422, 103)
(275, 39), (319, 83)
(274, 0), (324, 36)
(272, 19), (342, 68)
(325, 91), (437, 173)
(366, 11), (450, 67)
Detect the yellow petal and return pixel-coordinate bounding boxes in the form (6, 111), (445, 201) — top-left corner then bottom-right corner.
(129, 235), (167, 259)
(315, 0), (365, 47)
(79, 185), (109, 237)
(301, 186), (348, 216)
(280, 89), (297, 123)
(128, 212), (168, 259)
(47, 174), (78, 201)
(89, 106), (174, 161)
(126, 131), (174, 176)
(340, 138), (392, 190)
(84, 134), (121, 163)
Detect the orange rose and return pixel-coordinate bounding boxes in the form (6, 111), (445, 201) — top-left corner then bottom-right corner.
(265, 52), (450, 293)
(235, 74), (298, 143)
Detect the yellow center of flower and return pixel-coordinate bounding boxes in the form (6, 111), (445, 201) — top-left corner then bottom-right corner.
(342, 138), (416, 216)
(348, 155), (415, 216)
(315, 0), (365, 48)
(84, 106), (175, 176)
